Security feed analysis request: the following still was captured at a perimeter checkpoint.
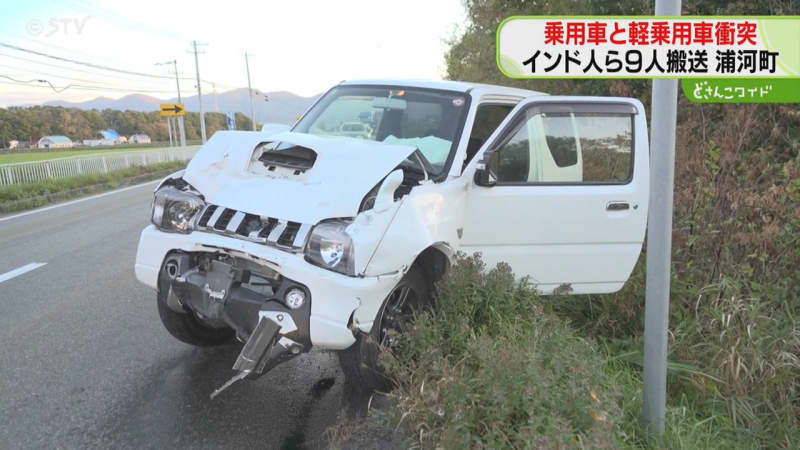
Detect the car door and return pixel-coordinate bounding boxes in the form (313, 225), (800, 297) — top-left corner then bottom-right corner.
(460, 96), (649, 295)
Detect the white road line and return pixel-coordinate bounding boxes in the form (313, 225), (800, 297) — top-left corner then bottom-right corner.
(0, 180), (159, 224)
(0, 262), (47, 284)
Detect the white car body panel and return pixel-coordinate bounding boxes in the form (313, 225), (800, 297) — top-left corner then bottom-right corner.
(135, 80), (649, 350)
(183, 130), (416, 224)
(460, 96), (649, 294)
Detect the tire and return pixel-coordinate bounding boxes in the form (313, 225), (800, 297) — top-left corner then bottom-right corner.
(156, 268), (234, 347)
(338, 266), (431, 392)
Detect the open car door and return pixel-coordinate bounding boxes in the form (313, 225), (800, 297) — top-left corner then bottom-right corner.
(460, 96), (649, 294)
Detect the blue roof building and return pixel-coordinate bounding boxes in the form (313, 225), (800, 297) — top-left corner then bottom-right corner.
(99, 129), (120, 141)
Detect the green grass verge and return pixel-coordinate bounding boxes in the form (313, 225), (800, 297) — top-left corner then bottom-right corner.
(335, 255), (763, 449)
(0, 161), (186, 215)
(0, 145), (195, 164)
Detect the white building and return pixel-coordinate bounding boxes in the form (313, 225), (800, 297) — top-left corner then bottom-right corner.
(82, 139), (115, 147)
(129, 134), (152, 144)
(38, 136), (73, 149)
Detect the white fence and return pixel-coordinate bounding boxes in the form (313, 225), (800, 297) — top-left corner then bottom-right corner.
(0, 146), (199, 186)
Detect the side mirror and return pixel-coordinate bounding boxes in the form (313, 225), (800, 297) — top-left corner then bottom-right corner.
(473, 152), (497, 187)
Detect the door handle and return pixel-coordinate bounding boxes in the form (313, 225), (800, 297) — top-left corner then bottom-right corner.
(606, 201), (630, 211)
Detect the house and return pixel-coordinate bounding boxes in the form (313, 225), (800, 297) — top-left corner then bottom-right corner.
(82, 139), (114, 147)
(8, 140), (18, 149)
(129, 134), (151, 144)
(37, 136), (73, 149)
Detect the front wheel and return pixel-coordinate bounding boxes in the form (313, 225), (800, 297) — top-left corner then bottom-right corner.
(338, 266), (431, 392)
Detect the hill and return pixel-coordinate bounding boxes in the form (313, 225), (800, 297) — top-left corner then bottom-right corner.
(43, 89), (320, 125)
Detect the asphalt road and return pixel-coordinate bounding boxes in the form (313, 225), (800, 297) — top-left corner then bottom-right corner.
(0, 182), (365, 449)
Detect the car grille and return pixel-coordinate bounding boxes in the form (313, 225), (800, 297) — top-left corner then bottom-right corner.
(195, 204), (312, 252)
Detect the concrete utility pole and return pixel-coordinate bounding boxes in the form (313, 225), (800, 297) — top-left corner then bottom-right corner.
(245, 52), (256, 131)
(212, 83), (220, 113)
(166, 117), (174, 147)
(643, 0), (681, 435)
(192, 41), (208, 143)
(156, 59), (186, 147)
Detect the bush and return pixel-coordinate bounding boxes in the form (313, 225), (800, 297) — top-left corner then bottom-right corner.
(379, 254), (625, 448)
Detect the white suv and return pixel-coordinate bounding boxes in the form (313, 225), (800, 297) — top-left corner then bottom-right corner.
(135, 79), (649, 395)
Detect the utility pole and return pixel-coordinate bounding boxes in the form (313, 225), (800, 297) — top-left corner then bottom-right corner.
(157, 59), (186, 147)
(245, 52), (256, 131)
(166, 117), (174, 147)
(212, 82), (220, 112)
(643, 0), (681, 435)
(191, 41), (207, 143)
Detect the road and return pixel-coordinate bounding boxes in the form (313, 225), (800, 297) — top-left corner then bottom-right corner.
(0, 182), (365, 449)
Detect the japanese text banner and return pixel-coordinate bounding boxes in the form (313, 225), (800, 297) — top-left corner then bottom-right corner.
(497, 17), (800, 78)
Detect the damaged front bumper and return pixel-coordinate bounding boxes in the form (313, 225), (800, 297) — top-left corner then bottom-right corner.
(158, 250), (311, 397)
(161, 253), (310, 344)
(136, 225), (402, 397)
(136, 224), (401, 341)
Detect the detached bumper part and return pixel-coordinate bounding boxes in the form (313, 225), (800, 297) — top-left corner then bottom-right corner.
(160, 251), (310, 398)
(211, 314), (302, 399)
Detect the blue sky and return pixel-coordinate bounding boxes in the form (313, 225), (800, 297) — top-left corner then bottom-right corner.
(0, 0), (466, 106)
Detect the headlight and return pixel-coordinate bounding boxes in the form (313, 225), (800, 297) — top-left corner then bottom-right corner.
(151, 186), (205, 234)
(304, 221), (355, 276)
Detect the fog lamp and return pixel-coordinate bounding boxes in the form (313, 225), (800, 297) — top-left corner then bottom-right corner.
(284, 288), (306, 310)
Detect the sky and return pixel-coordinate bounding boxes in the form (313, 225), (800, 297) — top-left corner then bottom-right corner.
(0, 0), (466, 106)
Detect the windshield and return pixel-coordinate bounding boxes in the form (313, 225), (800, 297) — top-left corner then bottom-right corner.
(293, 85), (470, 176)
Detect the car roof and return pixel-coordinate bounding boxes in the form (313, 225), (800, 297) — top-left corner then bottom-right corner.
(339, 79), (545, 98)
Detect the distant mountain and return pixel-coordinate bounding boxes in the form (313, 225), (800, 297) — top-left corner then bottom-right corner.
(43, 88), (321, 125)
(45, 94), (162, 112)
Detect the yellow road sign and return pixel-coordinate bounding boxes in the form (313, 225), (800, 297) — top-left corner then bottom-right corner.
(160, 103), (185, 117)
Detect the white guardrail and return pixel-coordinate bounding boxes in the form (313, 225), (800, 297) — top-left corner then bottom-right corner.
(0, 146), (199, 186)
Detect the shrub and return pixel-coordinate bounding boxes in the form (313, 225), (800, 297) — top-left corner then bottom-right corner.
(379, 254), (625, 448)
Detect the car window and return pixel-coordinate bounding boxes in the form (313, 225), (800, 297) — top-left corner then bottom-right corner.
(464, 104), (514, 168)
(490, 109), (633, 184)
(294, 86), (470, 176)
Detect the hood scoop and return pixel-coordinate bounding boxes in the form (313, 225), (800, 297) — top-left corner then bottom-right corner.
(257, 144), (317, 172)
(183, 130), (419, 224)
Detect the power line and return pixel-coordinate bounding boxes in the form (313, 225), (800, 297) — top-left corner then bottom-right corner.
(0, 42), (238, 90)
(0, 52), (176, 87)
(0, 42), (183, 80)
(0, 31), (140, 71)
(0, 75), (73, 93)
(0, 79), (181, 95)
(0, 64), (194, 95)
(0, 76), (198, 95)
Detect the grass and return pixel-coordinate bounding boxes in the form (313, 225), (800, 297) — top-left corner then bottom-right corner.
(0, 161), (186, 214)
(550, 260), (800, 448)
(369, 255), (628, 448)
(0, 144), (195, 164)
(331, 254), (783, 449)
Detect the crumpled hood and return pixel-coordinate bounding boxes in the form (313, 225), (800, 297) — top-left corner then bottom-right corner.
(183, 130), (416, 224)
